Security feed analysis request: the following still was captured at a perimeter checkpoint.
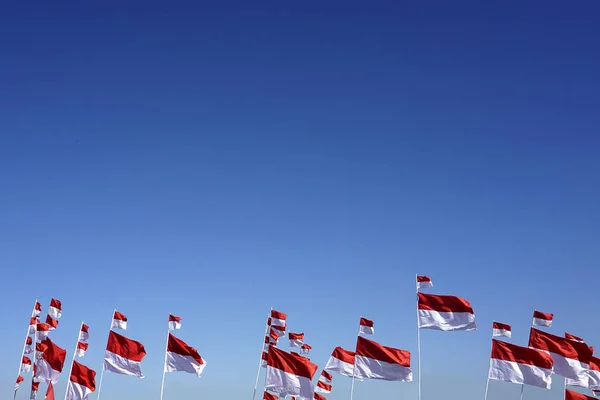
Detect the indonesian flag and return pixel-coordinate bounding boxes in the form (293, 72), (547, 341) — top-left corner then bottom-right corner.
(324, 347), (356, 378)
(566, 333), (585, 343)
(165, 333), (206, 377)
(265, 345), (318, 399)
(103, 331), (146, 378)
(289, 333), (305, 348)
(33, 302), (42, 317)
(65, 360), (96, 400)
(264, 392), (278, 400)
(168, 314), (182, 331)
(35, 338), (67, 384)
(45, 315), (59, 331)
(36, 324), (52, 342)
(313, 394), (326, 400)
(32, 381), (40, 396)
(111, 311), (127, 330)
(25, 336), (34, 354)
(300, 344), (312, 355)
(320, 370), (333, 384)
(567, 356), (600, 388)
(566, 389), (596, 400)
(76, 342), (88, 358)
(417, 293), (476, 331)
(261, 351), (268, 368)
(15, 375), (24, 391)
(488, 339), (553, 389)
(45, 383), (55, 400)
(48, 299), (62, 320)
(78, 325), (89, 343)
(529, 328), (592, 385)
(354, 336), (412, 381)
(314, 380), (332, 394)
(359, 318), (374, 335)
(532, 310), (553, 327)
(271, 325), (286, 338)
(417, 276), (433, 289)
(29, 317), (40, 334)
(492, 322), (511, 338)
(270, 310), (287, 328)
(21, 356), (32, 373)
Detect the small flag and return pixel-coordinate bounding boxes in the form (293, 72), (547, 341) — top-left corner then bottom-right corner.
(76, 342), (88, 358)
(48, 299), (62, 320)
(78, 324), (89, 343)
(416, 276), (433, 289)
(111, 311), (127, 330)
(168, 314), (182, 331)
(492, 322), (511, 338)
(289, 333), (305, 348)
(532, 310), (553, 328)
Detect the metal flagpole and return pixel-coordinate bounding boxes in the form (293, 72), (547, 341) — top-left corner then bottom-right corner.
(63, 322), (84, 400)
(349, 318), (363, 400)
(96, 309), (115, 400)
(14, 300), (38, 400)
(160, 314), (171, 400)
(252, 308), (272, 400)
(416, 275), (422, 400)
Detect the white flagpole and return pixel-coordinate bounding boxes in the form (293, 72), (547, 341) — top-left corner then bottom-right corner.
(15, 300), (37, 400)
(29, 301), (42, 400)
(252, 308), (272, 400)
(349, 319), (362, 400)
(484, 359), (491, 400)
(520, 315), (536, 400)
(416, 275), (422, 400)
(96, 309), (115, 400)
(160, 314), (171, 400)
(63, 322), (84, 400)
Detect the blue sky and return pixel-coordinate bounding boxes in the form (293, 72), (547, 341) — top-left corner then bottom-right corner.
(1, 0), (599, 399)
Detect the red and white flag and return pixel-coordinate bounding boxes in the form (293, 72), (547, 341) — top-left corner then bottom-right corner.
(417, 293), (476, 331)
(270, 310), (287, 328)
(314, 380), (332, 394)
(45, 382), (55, 400)
(21, 356), (32, 373)
(45, 315), (59, 331)
(354, 336), (412, 381)
(319, 370), (333, 384)
(36, 324), (52, 341)
(566, 389), (596, 400)
(35, 338), (67, 384)
(65, 361), (96, 400)
(314, 393), (326, 400)
(488, 339), (553, 389)
(324, 347), (356, 378)
(165, 333), (207, 377)
(529, 328), (592, 385)
(492, 322), (511, 338)
(566, 333), (585, 343)
(168, 314), (182, 331)
(31, 381), (40, 396)
(33, 302), (42, 317)
(25, 336), (34, 354)
(300, 344), (312, 355)
(532, 310), (553, 328)
(78, 324), (89, 343)
(29, 317), (40, 334)
(75, 342), (88, 358)
(271, 325), (286, 338)
(359, 318), (374, 335)
(15, 375), (24, 391)
(289, 333), (305, 348)
(567, 356), (600, 388)
(265, 345), (318, 399)
(111, 311), (127, 330)
(261, 351), (269, 368)
(417, 276), (433, 289)
(48, 299), (62, 320)
(263, 392), (278, 400)
(103, 331), (146, 378)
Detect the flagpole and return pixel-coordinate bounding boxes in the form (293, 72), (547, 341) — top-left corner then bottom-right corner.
(97, 309), (115, 400)
(520, 315), (536, 400)
(252, 308), (272, 400)
(15, 300), (37, 400)
(349, 317), (363, 400)
(62, 321), (83, 400)
(416, 275), (422, 400)
(483, 359), (491, 400)
(160, 315), (171, 400)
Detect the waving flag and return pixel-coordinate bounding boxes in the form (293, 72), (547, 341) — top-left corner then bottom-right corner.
(15, 375), (24, 391)
(265, 346), (318, 399)
(78, 325), (89, 343)
(21, 356), (32, 373)
(168, 315), (182, 331)
(488, 339), (553, 389)
(263, 392), (278, 400)
(567, 356), (600, 388)
(48, 299), (62, 320)
(45, 315), (59, 331)
(25, 336), (34, 354)
(76, 342), (88, 358)
(65, 361), (96, 400)
(300, 344), (312, 355)
(566, 389), (596, 400)
(103, 331), (146, 378)
(289, 333), (305, 348)
(532, 311), (553, 328)
(269, 310), (287, 328)
(45, 383), (55, 400)
(324, 347), (357, 378)
(359, 318), (374, 335)
(320, 370), (333, 384)
(29, 317), (40, 334)
(314, 380), (332, 394)
(35, 338), (67, 384)
(165, 333), (207, 377)
(32, 302), (42, 317)
(418, 293), (476, 331)
(354, 336), (412, 381)
(417, 276), (433, 289)
(111, 311), (127, 330)
(493, 322), (512, 338)
(36, 324), (51, 341)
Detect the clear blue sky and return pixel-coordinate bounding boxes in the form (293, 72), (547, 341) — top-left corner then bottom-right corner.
(1, 1), (599, 399)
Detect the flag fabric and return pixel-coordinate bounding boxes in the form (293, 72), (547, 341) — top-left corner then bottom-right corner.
(36, 324), (51, 341)
(289, 333), (305, 348)
(103, 331), (146, 378)
(78, 325), (89, 343)
(25, 336), (34, 354)
(313, 394), (326, 400)
(320, 370), (333, 384)
(359, 318), (374, 335)
(35, 338), (67, 385)
(75, 342), (88, 358)
(270, 310), (287, 327)
(261, 351), (268, 368)
(21, 356), (32, 373)
(529, 328), (592, 385)
(314, 380), (332, 394)
(488, 339), (553, 389)
(566, 333), (585, 343)
(31, 381), (40, 396)
(111, 311), (127, 330)
(271, 325), (286, 338)
(566, 389), (596, 400)
(416, 276), (433, 289)
(45, 383), (54, 400)
(532, 311), (553, 328)
(300, 344), (312, 355)
(65, 360), (96, 400)
(265, 345), (319, 399)
(15, 375), (24, 390)
(168, 314), (182, 331)
(567, 356), (600, 388)
(45, 315), (59, 331)
(263, 392), (278, 400)
(33, 302), (42, 317)
(48, 299), (62, 320)
(417, 293), (476, 331)
(29, 317), (40, 334)
(493, 322), (512, 338)
(354, 336), (412, 381)
(324, 347), (357, 378)
(165, 333), (207, 377)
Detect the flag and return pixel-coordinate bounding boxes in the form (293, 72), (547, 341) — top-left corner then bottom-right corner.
(270, 310), (287, 327)
(261, 351), (268, 368)
(15, 375), (24, 391)
(493, 322), (512, 338)
(31, 381), (40, 397)
(359, 318), (374, 335)
(567, 356), (600, 388)
(488, 339), (553, 389)
(48, 299), (62, 320)
(354, 336), (412, 381)
(45, 383), (54, 400)
(78, 325), (89, 343)
(289, 333), (305, 348)
(103, 331), (146, 378)
(566, 333), (585, 343)
(111, 311), (127, 330)
(265, 345), (318, 399)
(165, 333), (207, 377)
(324, 347), (357, 378)
(76, 342), (88, 358)
(168, 314), (182, 331)
(21, 356), (32, 373)
(566, 389), (596, 400)
(529, 328), (592, 385)
(313, 394), (326, 400)
(36, 324), (51, 341)
(320, 370), (333, 384)
(33, 302), (42, 317)
(264, 392), (278, 400)
(314, 380), (332, 394)
(25, 336), (34, 354)
(45, 315), (59, 331)
(271, 325), (286, 338)
(417, 293), (476, 331)
(532, 310), (553, 328)
(29, 317), (40, 334)
(35, 338), (67, 384)
(65, 360), (96, 400)
(300, 344), (312, 355)
(417, 276), (433, 289)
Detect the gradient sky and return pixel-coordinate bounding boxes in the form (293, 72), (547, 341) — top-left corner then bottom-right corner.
(1, 1), (599, 399)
